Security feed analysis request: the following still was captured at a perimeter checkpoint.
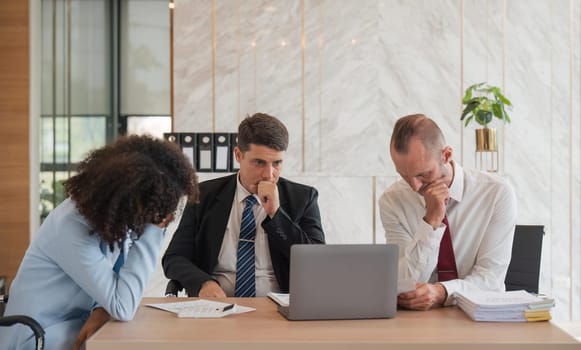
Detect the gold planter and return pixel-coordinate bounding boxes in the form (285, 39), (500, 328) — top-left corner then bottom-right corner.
(475, 128), (497, 151)
(475, 127), (498, 172)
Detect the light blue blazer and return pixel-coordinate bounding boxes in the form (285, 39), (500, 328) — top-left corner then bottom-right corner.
(0, 199), (164, 350)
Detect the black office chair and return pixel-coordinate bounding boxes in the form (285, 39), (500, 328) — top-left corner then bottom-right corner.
(0, 294), (45, 350)
(504, 225), (544, 294)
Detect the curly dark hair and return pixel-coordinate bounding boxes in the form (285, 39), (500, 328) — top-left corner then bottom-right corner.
(64, 135), (199, 250)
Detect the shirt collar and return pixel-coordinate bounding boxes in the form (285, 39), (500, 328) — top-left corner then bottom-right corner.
(235, 172), (257, 204)
(448, 161), (464, 203)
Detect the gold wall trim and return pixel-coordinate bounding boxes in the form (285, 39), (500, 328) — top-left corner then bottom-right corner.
(568, 0), (574, 321)
(460, 0), (465, 164)
(236, 0), (241, 124)
(372, 176), (377, 244)
(501, 0), (507, 173)
(301, 0), (306, 173)
(211, 0), (216, 132)
(170, 0), (174, 129)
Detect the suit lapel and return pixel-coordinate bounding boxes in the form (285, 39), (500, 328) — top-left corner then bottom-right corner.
(277, 178), (289, 211)
(206, 175), (237, 264)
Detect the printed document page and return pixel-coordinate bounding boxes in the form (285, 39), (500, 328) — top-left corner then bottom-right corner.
(147, 299), (255, 318)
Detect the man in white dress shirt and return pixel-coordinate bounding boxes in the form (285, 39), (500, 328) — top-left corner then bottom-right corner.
(379, 114), (517, 310)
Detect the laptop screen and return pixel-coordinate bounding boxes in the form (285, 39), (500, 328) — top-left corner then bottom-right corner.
(283, 244), (399, 320)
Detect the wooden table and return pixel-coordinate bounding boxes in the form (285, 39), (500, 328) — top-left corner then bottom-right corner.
(87, 297), (580, 350)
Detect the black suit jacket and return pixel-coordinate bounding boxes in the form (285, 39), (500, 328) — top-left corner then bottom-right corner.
(162, 174), (325, 296)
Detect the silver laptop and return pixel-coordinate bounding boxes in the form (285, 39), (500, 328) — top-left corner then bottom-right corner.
(278, 244), (399, 320)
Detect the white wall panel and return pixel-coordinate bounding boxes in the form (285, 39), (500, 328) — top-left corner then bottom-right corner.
(170, 0), (581, 321)
(174, 0), (213, 131)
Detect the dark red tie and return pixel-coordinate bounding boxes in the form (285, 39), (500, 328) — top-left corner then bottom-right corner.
(437, 215), (458, 281)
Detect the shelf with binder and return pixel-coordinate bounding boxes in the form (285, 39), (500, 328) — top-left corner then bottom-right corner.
(180, 133), (196, 169)
(213, 133), (230, 172)
(196, 133), (214, 172)
(163, 132), (180, 145)
(163, 132), (239, 173)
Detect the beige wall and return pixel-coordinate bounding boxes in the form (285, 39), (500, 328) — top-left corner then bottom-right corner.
(0, 0), (30, 289)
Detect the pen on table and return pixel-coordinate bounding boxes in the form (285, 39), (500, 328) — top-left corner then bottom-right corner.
(222, 304), (235, 312)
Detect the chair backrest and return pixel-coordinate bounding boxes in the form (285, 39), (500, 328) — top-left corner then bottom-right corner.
(0, 294), (6, 317)
(504, 225), (544, 293)
(0, 295), (45, 350)
(165, 279), (184, 297)
(0, 315), (45, 350)
(0, 277), (5, 316)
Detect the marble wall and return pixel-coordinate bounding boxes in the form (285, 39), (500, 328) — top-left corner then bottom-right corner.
(161, 0), (581, 321)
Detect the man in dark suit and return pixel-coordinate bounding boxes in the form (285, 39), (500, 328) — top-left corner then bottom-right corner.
(163, 113), (325, 297)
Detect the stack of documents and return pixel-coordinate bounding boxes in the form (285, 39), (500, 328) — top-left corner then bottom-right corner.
(524, 297), (555, 322)
(455, 290), (555, 322)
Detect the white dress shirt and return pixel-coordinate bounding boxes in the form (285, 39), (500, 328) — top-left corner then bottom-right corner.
(379, 162), (517, 305)
(212, 176), (280, 296)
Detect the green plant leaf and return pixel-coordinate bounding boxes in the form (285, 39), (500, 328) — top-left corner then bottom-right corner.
(464, 115), (474, 127)
(467, 82), (484, 91)
(492, 103), (503, 120)
(461, 100), (479, 120)
(496, 91), (512, 106)
(487, 86), (499, 94)
(461, 82), (512, 127)
(475, 110), (493, 126)
(462, 88), (473, 104)
(480, 98), (492, 112)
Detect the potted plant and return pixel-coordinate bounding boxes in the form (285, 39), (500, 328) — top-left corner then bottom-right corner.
(460, 82), (512, 152)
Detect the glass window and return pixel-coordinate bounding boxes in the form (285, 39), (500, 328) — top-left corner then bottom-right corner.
(120, 0), (170, 116)
(41, 0), (111, 116)
(69, 0), (111, 115)
(39, 171), (74, 221)
(41, 116), (107, 164)
(39, 0), (170, 222)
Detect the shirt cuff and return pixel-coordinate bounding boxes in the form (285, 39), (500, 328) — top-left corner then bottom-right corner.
(418, 219), (446, 245)
(439, 280), (459, 306)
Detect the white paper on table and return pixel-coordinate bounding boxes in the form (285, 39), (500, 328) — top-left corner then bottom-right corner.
(267, 292), (289, 307)
(146, 299), (255, 318)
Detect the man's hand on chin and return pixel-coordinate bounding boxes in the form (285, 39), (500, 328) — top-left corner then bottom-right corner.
(257, 181), (280, 217)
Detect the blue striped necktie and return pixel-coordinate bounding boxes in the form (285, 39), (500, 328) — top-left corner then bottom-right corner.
(235, 195), (258, 297)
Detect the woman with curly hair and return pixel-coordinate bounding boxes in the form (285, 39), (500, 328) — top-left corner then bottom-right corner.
(0, 135), (199, 350)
